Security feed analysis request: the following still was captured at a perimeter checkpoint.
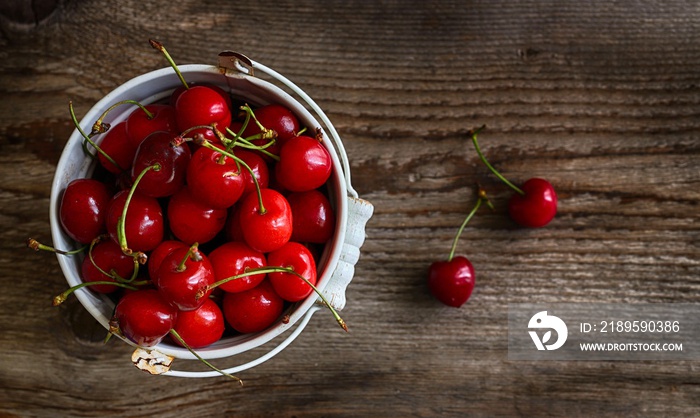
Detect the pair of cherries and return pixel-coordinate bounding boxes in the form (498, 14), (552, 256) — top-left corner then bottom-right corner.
(428, 127), (558, 307)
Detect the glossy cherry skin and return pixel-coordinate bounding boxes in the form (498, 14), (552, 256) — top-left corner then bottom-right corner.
(172, 298), (225, 348)
(59, 179), (112, 244)
(156, 246), (215, 311)
(275, 135), (332, 192)
(113, 289), (178, 347)
(222, 279), (284, 334)
(81, 239), (135, 294)
(147, 240), (189, 286)
(106, 190), (164, 253)
(175, 85), (232, 134)
(208, 241), (266, 293)
(427, 256), (475, 308)
(167, 187), (227, 245)
(508, 178), (558, 228)
(186, 146), (245, 210)
(238, 188), (293, 253)
(97, 122), (137, 174)
(170, 83), (232, 110)
(124, 104), (177, 148)
(131, 131), (191, 198)
(287, 190), (335, 244)
(243, 104), (299, 143)
(268, 242), (317, 302)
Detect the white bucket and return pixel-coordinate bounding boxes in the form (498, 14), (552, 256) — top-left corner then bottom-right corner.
(49, 52), (373, 377)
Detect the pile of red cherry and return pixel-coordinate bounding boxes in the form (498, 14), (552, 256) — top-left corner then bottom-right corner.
(36, 42), (346, 379)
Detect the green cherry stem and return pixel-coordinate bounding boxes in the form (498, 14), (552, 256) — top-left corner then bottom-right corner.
(69, 101), (126, 172)
(53, 281), (138, 306)
(168, 329), (243, 384)
(447, 188), (492, 262)
(150, 39), (189, 90)
(92, 99), (155, 133)
(26, 238), (87, 256)
(177, 242), (201, 272)
(469, 125), (525, 196)
(199, 267), (348, 332)
(117, 163), (161, 255)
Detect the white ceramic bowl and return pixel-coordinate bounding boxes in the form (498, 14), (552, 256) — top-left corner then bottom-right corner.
(49, 57), (373, 377)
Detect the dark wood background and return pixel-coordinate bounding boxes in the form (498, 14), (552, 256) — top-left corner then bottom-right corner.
(1, 0), (699, 416)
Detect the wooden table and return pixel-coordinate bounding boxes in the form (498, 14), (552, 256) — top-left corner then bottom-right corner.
(1, 1), (699, 416)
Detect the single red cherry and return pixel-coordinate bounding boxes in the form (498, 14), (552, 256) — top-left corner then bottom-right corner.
(428, 256), (475, 308)
(172, 298), (225, 348)
(167, 187), (227, 245)
(147, 240), (189, 286)
(427, 188), (490, 307)
(106, 189), (164, 253)
(242, 104), (299, 143)
(267, 242), (317, 302)
(508, 178), (558, 228)
(170, 83), (232, 110)
(275, 135), (332, 192)
(469, 126), (557, 228)
(131, 130), (191, 198)
(113, 289), (178, 347)
(81, 239), (135, 294)
(238, 188), (293, 253)
(287, 190), (335, 244)
(59, 179), (112, 244)
(124, 104), (177, 148)
(186, 146), (245, 210)
(97, 122), (137, 174)
(222, 279), (284, 334)
(175, 85), (232, 134)
(156, 244), (215, 311)
(208, 241), (266, 293)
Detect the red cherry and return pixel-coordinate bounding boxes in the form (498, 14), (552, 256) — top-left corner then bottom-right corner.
(59, 179), (112, 244)
(124, 104), (177, 148)
(208, 242), (266, 293)
(81, 239), (135, 294)
(113, 289), (178, 347)
(274, 135), (332, 192)
(222, 279), (284, 334)
(175, 85), (232, 134)
(131, 131), (191, 198)
(243, 104), (299, 143)
(186, 146), (245, 210)
(427, 256), (475, 308)
(147, 240), (189, 285)
(267, 242), (317, 302)
(238, 188), (293, 253)
(106, 190), (164, 253)
(508, 178), (558, 228)
(287, 190), (335, 244)
(171, 83), (232, 110)
(156, 245), (215, 311)
(167, 187), (227, 245)
(172, 298), (225, 348)
(97, 122), (136, 174)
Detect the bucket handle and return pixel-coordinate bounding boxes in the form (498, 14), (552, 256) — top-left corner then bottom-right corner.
(218, 51), (359, 199)
(163, 305), (322, 378)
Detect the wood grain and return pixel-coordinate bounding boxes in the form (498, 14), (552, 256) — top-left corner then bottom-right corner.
(1, 0), (699, 417)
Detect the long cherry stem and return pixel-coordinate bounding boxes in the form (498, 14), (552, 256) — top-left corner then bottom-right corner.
(69, 101), (125, 172)
(53, 281), (138, 306)
(150, 39), (189, 90)
(92, 99), (155, 134)
(448, 188), (492, 262)
(168, 329), (243, 384)
(118, 163), (161, 255)
(26, 238), (87, 255)
(469, 125), (525, 196)
(200, 266), (347, 332)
